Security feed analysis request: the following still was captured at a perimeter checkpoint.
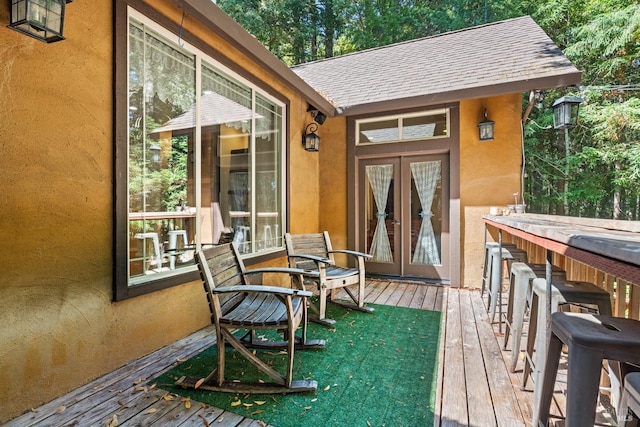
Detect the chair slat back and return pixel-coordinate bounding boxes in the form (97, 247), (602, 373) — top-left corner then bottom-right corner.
(285, 232), (331, 270)
(196, 243), (247, 323)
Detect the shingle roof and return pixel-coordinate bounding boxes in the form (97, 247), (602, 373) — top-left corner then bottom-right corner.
(292, 16), (581, 115)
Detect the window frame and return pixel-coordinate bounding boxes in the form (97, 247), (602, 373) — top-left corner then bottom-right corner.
(114, 1), (289, 301)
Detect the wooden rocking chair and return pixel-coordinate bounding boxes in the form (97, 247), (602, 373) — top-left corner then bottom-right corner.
(285, 231), (374, 327)
(175, 243), (325, 394)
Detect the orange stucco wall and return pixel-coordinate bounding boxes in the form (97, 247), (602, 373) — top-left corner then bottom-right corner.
(459, 95), (523, 288)
(0, 1), (317, 421)
(318, 117), (349, 259)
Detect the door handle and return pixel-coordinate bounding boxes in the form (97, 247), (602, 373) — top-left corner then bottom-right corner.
(392, 219), (401, 225)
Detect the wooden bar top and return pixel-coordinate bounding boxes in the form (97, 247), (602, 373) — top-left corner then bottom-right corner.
(483, 213), (640, 285)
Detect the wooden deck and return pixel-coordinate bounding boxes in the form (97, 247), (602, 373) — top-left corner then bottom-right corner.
(5, 279), (617, 426)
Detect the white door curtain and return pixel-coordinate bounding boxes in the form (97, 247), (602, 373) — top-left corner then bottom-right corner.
(411, 160), (441, 265)
(366, 164), (394, 263)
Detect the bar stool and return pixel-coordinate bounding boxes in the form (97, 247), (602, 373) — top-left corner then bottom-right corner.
(535, 313), (640, 427)
(134, 232), (162, 269)
(619, 372), (640, 426)
(167, 229), (188, 269)
(263, 225), (273, 248)
(503, 262), (566, 373)
(481, 241), (517, 296)
(523, 278), (612, 391)
(486, 245), (527, 324)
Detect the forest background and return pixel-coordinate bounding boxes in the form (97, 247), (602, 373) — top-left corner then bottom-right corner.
(216, 0), (640, 220)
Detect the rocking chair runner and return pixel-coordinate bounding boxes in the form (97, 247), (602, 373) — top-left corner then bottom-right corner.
(285, 231), (374, 326)
(175, 243), (325, 394)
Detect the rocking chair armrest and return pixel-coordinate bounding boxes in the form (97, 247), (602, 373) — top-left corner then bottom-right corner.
(289, 253), (334, 265)
(328, 249), (373, 259)
(244, 267), (320, 278)
(212, 285), (313, 298)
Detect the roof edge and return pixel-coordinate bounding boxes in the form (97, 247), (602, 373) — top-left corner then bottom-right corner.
(173, 0), (336, 116)
(336, 72), (582, 116)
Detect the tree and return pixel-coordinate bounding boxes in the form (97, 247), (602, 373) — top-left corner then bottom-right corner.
(523, 2), (640, 219)
(218, 0), (528, 63)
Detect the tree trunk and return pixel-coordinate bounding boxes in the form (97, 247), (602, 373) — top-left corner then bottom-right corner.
(613, 160), (621, 220)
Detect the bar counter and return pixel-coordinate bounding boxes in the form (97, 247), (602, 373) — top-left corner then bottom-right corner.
(483, 213), (640, 286)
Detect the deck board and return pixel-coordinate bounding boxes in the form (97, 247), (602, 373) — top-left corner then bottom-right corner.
(439, 287), (469, 427)
(460, 290), (498, 426)
(470, 291), (526, 426)
(6, 279), (617, 427)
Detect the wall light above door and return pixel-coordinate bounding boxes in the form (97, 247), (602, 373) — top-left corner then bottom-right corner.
(478, 109), (495, 141)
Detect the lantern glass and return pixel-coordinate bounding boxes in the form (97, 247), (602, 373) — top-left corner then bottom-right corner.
(9, 0), (66, 43)
(552, 96), (583, 129)
(303, 132), (320, 151)
(150, 145), (161, 163)
(477, 112), (495, 141)
(303, 122), (320, 151)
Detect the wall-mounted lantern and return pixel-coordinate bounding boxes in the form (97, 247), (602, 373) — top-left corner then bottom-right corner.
(149, 144), (161, 164)
(8, 0), (72, 43)
(302, 122), (320, 152)
(477, 109), (495, 141)
(551, 96), (583, 129)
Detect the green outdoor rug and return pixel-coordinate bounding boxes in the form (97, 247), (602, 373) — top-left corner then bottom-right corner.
(155, 303), (442, 427)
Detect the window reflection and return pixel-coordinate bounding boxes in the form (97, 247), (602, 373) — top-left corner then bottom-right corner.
(127, 19), (283, 284)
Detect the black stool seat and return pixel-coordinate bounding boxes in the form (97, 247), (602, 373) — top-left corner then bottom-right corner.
(536, 313), (640, 427)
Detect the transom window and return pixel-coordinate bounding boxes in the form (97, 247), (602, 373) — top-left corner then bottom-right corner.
(118, 8), (285, 296)
(356, 110), (449, 145)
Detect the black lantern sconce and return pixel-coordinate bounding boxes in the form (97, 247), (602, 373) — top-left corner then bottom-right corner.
(477, 109), (495, 141)
(302, 122), (320, 152)
(551, 95), (583, 129)
(8, 0), (72, 43)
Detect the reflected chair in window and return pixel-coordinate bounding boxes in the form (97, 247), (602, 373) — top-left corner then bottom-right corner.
(175, 243), (325, 394)
(285, 231), (374, 327)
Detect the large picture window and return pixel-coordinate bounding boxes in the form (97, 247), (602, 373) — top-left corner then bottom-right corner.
(116, 8), (285, 297)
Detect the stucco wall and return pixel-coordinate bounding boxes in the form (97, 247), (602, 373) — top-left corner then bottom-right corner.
(289, 102), (321, 234)
(459, 95), (523, 288)
(318, 117), (349, 261)
(0, 1), (316, 421)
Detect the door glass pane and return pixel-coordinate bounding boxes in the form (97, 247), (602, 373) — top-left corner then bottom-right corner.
(365, 164), (394, 263)
(410, 161), (442, 265)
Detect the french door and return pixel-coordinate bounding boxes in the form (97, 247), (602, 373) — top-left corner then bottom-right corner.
(358, 154), (449, 279)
